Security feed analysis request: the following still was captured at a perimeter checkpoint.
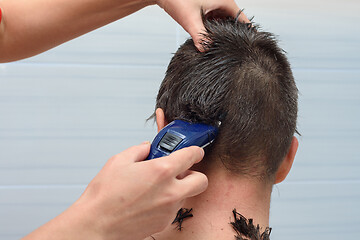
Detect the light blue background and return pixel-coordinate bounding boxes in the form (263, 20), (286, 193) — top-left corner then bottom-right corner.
(1, 0), (359, 239)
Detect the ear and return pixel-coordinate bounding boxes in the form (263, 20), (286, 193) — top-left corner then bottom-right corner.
(274, 136), (298, 184)
(155, 108), (168, 133)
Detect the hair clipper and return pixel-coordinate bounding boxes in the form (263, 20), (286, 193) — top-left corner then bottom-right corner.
(146, 120), (218, 160)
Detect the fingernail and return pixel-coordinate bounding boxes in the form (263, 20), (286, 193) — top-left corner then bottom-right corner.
(141, 141), (151, 145)
(199, 147), (205, 158)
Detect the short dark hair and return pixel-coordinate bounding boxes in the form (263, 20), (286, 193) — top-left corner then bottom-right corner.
(153, 19), (298, 180)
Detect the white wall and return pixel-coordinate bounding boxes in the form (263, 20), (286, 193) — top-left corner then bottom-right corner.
(1, 0), (359, 239)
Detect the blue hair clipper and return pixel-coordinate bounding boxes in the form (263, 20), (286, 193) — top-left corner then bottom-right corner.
(146, 120), (218, 160)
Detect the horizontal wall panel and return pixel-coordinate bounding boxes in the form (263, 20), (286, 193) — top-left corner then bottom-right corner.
(242, 0), (360, 70)
(292, 69), (360, 181)
(0, 64), (162, 136)
(0, 63), (166, 97)
(270, 181), (360, 240)
(0, 129), (155, 168)
(0, 187), (82, 239)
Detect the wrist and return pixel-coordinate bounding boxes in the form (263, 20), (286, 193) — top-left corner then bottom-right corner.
(22, 197), (103, 240)
(68, 195), (104, 240)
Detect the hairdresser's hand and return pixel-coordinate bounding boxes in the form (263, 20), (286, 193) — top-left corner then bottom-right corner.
(76, 143), (208, 239)
(80, 143), (207, 240)
(23, 143), (207, 240)
(156, 0), (250, 51)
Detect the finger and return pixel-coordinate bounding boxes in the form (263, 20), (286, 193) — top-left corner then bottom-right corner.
(114, 142), (151, 163)
(176, 169), (191, 180)
(163, 2), (206, 52)
(179, 13), (206, 52)
(176, 170), (209, 199)
(184, 13), (207, 52)
(193, 31), (207, 52)
(159, 146), (204, 175)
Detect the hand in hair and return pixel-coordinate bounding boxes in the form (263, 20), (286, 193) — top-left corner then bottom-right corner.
(156, 0), (250, 51)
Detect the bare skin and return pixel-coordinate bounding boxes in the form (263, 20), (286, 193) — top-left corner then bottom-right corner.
(146, 145), (299, 240)
(0, 0), (249, 62)
(145, 168), (272, 240)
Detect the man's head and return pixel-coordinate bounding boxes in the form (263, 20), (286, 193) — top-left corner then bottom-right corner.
(153, 19), (298, 183)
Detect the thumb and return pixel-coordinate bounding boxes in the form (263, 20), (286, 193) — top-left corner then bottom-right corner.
(116, 142), (151, 163)
(184, 13), (207, 52)
(161, 0), (206, 52)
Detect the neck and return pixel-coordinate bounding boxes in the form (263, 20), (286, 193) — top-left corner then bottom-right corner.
(146, 165), (273, 240)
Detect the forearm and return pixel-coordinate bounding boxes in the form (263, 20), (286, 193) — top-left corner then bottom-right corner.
(0, 0), (154, 62)
(22, 199), (100, 240)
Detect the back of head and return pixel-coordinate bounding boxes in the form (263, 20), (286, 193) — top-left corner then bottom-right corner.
(154, 19), (298, 181)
